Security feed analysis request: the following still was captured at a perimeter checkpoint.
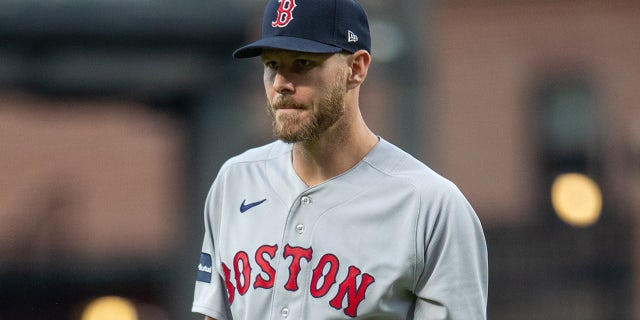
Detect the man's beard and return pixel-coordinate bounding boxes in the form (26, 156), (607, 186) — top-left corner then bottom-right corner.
(267, 79), (347, 143)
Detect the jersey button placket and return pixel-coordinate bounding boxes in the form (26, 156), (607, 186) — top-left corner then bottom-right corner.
(296, 196), (311, 235)
(272, 194), (311, 320)
(297, 196), (311, 236)
(281, 307), (290, 318)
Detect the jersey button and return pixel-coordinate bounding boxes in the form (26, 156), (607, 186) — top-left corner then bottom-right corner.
(281, 307), (289, 318)
(296, 224), (305, 234)
(301, 196), (312, 206)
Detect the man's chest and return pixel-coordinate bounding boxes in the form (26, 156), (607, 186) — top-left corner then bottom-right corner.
(213, 186), (421, 318)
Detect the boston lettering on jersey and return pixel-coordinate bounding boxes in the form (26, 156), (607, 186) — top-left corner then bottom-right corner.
(221, 244), (375, 318)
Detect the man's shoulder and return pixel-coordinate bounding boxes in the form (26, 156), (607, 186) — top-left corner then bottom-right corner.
(220, 140), (290, 171)
(370, 139), (458, 192)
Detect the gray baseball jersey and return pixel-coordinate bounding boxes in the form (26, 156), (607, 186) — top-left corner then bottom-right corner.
(192, 138), (488, 319)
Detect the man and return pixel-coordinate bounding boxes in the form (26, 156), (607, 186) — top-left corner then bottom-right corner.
(192, 0), (488, 319)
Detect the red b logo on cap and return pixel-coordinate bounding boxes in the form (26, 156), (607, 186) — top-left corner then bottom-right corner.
(272, 0), (297, 28)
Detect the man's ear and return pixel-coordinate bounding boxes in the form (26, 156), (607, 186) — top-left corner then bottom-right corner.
(347, 50), (371, 89)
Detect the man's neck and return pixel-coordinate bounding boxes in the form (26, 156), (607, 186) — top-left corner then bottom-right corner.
(291, 115), (378, 187)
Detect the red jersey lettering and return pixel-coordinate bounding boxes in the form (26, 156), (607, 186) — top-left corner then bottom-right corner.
(283, 244), (313, 291)
(310, 253), (339, 298)
(221, 244), (375, 316)
(329, 266), (376, 317)
(221, 262), (235, 304)
(254, 244), (278, 289)
(233, 251), (252, 295)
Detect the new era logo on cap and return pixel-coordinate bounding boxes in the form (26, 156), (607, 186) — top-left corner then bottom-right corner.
(348, 30), (358, 43)
(233, 0), (371, 58)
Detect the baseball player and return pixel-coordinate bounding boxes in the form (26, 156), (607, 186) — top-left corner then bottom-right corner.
(192, 0), (488, 319)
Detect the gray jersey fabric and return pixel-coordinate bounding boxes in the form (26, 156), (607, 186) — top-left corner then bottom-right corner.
(193, 138), (488, 319)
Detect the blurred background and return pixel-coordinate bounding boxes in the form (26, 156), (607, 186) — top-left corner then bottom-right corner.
(0, 0), (638, 319)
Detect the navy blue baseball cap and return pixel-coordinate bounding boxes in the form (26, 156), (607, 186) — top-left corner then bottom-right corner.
(233, 0), (371, 59)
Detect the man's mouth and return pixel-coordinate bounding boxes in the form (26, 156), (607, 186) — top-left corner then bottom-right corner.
(273, 101), (307, 111)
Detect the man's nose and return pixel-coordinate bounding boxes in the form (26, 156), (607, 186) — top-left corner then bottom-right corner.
(272, 71), (294, 94)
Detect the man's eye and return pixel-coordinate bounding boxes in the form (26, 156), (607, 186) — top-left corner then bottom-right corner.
(264, 61), (278, 69)
(294, 59), (314, 68)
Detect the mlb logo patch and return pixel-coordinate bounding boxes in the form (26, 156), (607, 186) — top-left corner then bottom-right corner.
(197, 253), (213, 283)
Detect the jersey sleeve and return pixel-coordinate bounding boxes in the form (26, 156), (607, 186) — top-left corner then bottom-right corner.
(192, 175), (233, 320)
(413, 181), (488, 320)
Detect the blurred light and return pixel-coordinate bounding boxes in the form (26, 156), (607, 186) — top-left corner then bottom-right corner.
(82, 296), (138, 320)
(551, 173), (602, 227)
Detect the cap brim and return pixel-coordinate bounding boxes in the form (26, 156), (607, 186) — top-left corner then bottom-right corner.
(233, 36), (343, 59)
